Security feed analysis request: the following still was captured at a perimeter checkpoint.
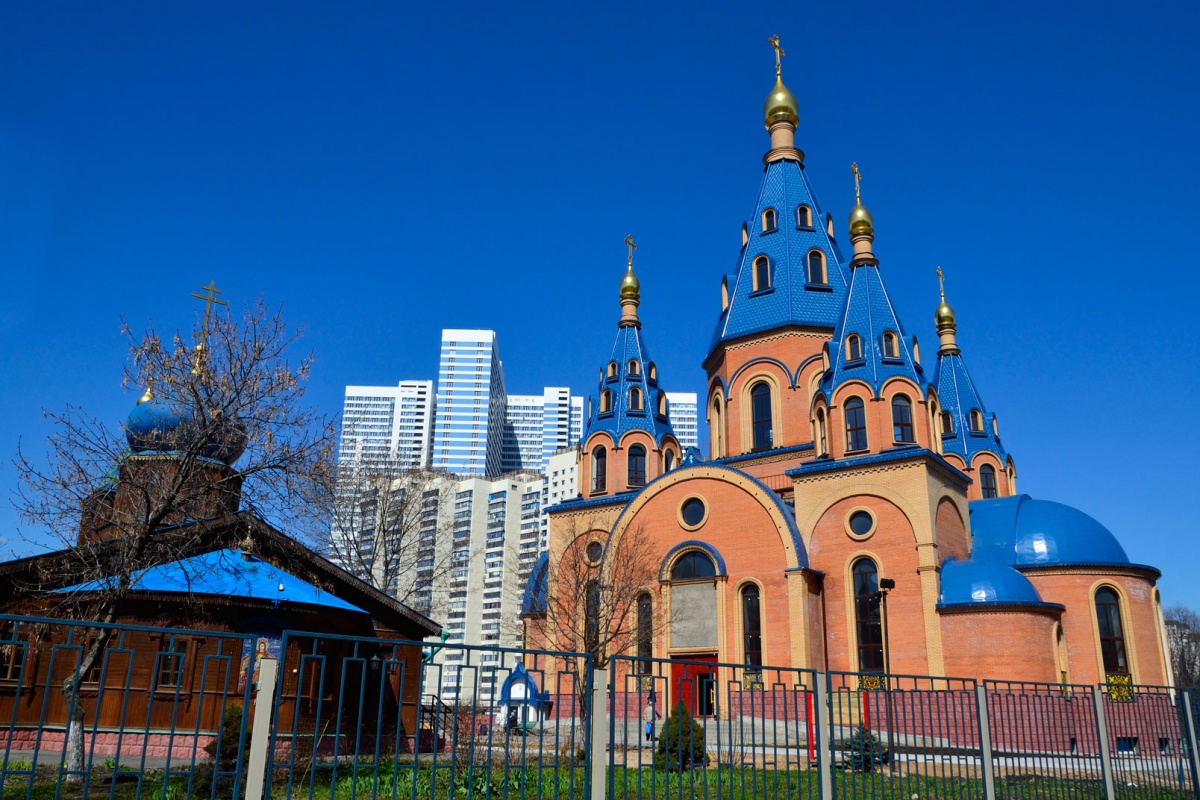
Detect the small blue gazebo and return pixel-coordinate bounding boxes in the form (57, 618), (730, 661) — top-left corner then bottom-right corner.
(498, 663), (551, 732)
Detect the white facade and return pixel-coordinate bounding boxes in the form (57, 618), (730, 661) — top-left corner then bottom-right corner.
(666, 391), (699, 452)
(338, 381), (434, 469)
(434, 472), (542, 703)
(535, 447), (579, 568)
(501, 387), (585, 474)
(432, 330), (507, 477)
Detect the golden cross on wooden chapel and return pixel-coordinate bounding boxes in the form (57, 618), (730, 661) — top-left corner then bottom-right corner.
(851, 162), (862, 201)
(769, 35), (785, 77)
(937, 266), (946, 299)
(624, 234), (637, 267)
(191, 280), (228, 347)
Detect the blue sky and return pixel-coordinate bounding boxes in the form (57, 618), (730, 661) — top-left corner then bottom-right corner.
(3, 2), (1199, 608)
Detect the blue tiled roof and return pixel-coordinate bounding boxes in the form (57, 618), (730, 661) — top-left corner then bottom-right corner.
(708, 159), (850, 359)
(60, 549), (365, 613)
(713, 442), (813, 466)
(970, 495), (1136, 569)
(547, 490), (638, 514)
(786, 447), (970, 484)
(932, 350), (1006, 462)
(521, 553), (549, 615)
(936, 557), (1059, 608)
(584, 324), (676, 447)
(820, 263), (923, 397)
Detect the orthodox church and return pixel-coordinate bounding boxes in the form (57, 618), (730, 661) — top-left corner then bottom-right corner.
(522, 39), (1170, 695)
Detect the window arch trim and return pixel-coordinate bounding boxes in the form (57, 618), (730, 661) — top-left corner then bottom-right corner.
(806, 249), (827, 286)
(627, 443), (647, 488)
(762, 207), (778, 233)
(847, 554), (886, 674)
(738, 372), (784, 455)
(658, 541), (727, 582)
(738, 579), (765, 668)
(1091, 582), (1136, 680)
(796, 204), (813, 229)
(891, 393), (916, 444)
(752, 255), (773, 293)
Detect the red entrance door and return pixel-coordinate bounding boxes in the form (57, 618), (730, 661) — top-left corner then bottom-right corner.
(670, 655), (717, 717)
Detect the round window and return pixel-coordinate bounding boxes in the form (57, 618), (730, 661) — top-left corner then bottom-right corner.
(848, 510), (874, 537)
(681, 497), (706, 527)
(586, 541), (603, 563)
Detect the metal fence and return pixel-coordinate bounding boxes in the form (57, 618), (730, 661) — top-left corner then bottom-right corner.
(5, 612), (1200, 800)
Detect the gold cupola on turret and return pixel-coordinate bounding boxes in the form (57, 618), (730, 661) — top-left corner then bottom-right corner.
(763, 35), (799, 130)
(847, 163), (878, 267)
(618, 234), (641, 327)
(935, 267), (960, 354)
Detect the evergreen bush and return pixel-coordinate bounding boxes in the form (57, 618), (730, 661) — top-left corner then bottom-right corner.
(653, 702), (709, 770)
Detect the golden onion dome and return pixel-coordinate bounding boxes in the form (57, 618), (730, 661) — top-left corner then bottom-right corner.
(763, 76), (799, 130)
(619, 264), (640, 301)
(848, 200), (874, 236)
(935, 298), (957, 329)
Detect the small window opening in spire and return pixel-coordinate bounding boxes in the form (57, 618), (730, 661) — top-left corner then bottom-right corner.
(629, 387), (643, 411)
(627, 359), (640, 376)
(970, 408), (984, 432)
(797, 205), (812, 228)
(806, 250), (827, 285)
(657, 391), (667, 416)
(762, 208), (777, 233)
(741, 222), (749, 248)
(753, 256), (772, 292)
(826, 213), (835, 239)
(941, 411), (954, 435)
(846, 334), (863, 362)
(648, 362), (657, 382)
(882, 331), (899, 359)
(600, 389), (613, 414)
(607, 361), (618, 379)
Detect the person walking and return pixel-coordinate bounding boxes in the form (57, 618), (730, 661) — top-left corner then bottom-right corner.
(642, 700), (660, 742)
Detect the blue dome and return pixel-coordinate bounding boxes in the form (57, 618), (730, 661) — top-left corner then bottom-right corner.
(126, 396), (189, 454)
(521, 553), (549, 615)
(970, 494), (1130, 568)
(937, 557), (1046, 606)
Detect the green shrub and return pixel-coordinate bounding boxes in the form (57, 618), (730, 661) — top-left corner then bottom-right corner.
(846, 725), (886, 772)
(204, 702), (250, 769)
(653, 702), (709, 770)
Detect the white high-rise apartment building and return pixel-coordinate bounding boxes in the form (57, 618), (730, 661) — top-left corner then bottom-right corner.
(667, 391), (699, 452)
(501, 388), (584, 473)
(432, 330), (507, 477)
(338, 381), (434, 469)
(526, 446), (579, 582)
(432, 472), (542, 704)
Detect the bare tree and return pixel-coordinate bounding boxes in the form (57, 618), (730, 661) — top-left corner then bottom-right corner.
(12, 298), (336, 778)
(1166, 605), (1200, 687)
(319, 462), (462, 615)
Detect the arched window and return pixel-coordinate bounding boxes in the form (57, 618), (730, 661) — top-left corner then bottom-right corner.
(970, 409), (984, 432)
(591, 446), (607, 493)
(629, 387), (642, 411)
(1095, 587), (1129, 675)
(664, 450), (675, 472)
(979, 464), (998, 499)
(762, 208), (777, 232)
(742, 584), (763, 667)
(600, 390), (613, 413)
(627, 360), (640, 376)
(607, 361), (618, 378)
(796, 205), (812, 228)
(845, 397), (868, 452)
(753, 256), (772, 292)
(750, 382), (773, 451)
(882, 331), (899, 359)
(636, 593), (653, 671)
(807, 250), (827, 285)
(657, 392), (667, 416)
(741, 222), (749, 248)
(648, 363), (657, 382)
(585, 580), (600, 658)
(846, 334), (863, 362)
(627, 444), (647, 487)
(710, 397), (724, 459)
(816, 408), (828, 456)
(940, 411), (954, 435)
(852, 559), (884, 673)
(892, 395), (915, 443)
(671, 551), (717, 581)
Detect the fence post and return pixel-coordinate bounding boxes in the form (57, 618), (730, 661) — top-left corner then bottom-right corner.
(814, 673), (833, 800)
(590, 668), (608, 800)
(1092, 686), (1116, 800)
(974, 685), (997, 800)
(243, 657), (278, 800)
(1181, 690), (1200, 798)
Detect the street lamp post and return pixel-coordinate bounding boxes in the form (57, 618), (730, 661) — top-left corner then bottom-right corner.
(875, 577), (896, 763)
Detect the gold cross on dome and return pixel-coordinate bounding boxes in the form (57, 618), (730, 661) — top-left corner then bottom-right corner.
(191, 280), (228, 347)
(937, 266), (946, 299)
(769, 35), (785, 77)
(624, 234), (637, 267)
(851, 162), (862, 200)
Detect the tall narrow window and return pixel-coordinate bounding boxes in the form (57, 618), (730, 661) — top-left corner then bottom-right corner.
(742, 584), (763, 668)
(797, 205), (812, 228)
(816, 408), (828, 456)
(750, 382), (773, 451)
(882, 331), (899, 358)
(629, 387), (643, 411)
(970, 409), (984, 432)
(852, 559), (884, 673)
(664, 450), (675, 472)
(762, 208), (777, 232)
(941, 411), (954, 435)
(846, 334), (863, 362)
(979, 464), (998, 499)
(591, 446), (607, 493)
(600, 390), (612, 413)
(753, 256), (771, 291)
(710, 397), (724, 459)
(892, 395), (915, 443)
(648, 363), (657, 381)
(628, 444), (647, 487)
(657, 392), (667, 416)
(807, 250), (827, 285)
(636, 593), (653, 672)
(627, 359), (640, 376)
(607, 361), (618, 378)
(1095, 588), (1128, 675)
(845, 397), (868, 452)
